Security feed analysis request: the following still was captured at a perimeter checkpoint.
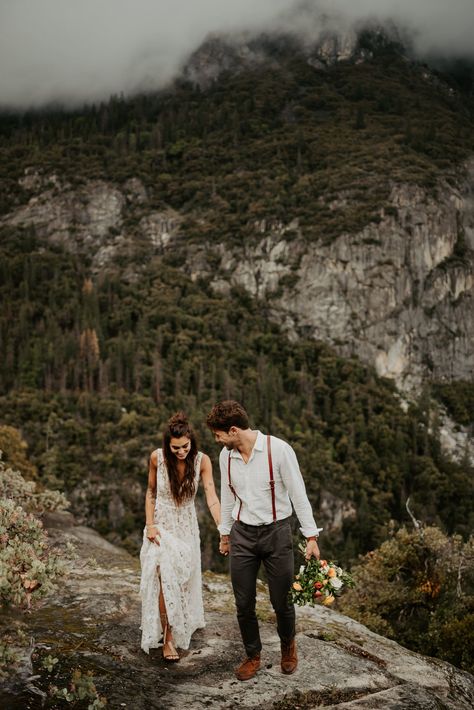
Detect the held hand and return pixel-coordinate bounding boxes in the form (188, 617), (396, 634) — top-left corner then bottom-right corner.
(146, 524), (161, 545)
(305, 538), (320, 560)
(219, 536), (230, 556)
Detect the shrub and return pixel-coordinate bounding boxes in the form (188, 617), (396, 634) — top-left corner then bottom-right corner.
(0, 457), (69, 611)
(0, 496), (66, 609)
(50, 669), (107, 709)
(339, 525), (474, 672)
(0, 458), (69, 514)
(0, 627), (26, 678)
(0, 424), (37, 479)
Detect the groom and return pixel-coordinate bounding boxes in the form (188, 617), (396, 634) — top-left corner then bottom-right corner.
(207, 400), (322, 681)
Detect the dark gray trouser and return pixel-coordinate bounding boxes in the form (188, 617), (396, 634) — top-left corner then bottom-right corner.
(229, 517), (295, 658)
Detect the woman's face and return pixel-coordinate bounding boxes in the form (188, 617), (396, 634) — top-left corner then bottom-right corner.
(169, 436), (192, 460)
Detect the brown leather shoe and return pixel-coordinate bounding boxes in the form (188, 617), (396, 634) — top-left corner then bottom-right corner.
(235, 654), (261, 681)
(281, 638), (298, 674)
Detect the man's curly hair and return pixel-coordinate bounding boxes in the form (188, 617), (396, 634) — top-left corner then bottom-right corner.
(206, 400), (249, 431)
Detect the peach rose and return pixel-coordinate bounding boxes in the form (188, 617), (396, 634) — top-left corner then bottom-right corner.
(328, 568), (336, 578)
(293, 582), (302, 591)
(322, 594), (335, 606)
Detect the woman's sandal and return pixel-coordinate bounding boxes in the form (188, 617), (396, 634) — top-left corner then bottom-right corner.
(160, 613), (179, 662)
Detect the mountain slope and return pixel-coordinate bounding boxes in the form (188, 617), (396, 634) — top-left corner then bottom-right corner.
(2, 32), (474, 386)
(0, 30), (473, 564)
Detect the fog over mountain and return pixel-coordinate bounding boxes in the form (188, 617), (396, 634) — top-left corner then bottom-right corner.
(0, 0), (473, 108)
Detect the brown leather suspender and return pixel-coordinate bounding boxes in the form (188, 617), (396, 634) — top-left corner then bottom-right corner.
(228, 434), (276, 523)
(267, 434), (276, 522)
(227, 450), (243, 521)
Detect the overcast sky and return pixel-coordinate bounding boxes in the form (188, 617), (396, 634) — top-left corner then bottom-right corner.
(0, 0), (473, 108)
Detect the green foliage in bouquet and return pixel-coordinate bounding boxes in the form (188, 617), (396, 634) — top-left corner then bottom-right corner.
(289, 543), (355, 607)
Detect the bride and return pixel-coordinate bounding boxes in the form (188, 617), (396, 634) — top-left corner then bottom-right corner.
(139, 412), (221, 661)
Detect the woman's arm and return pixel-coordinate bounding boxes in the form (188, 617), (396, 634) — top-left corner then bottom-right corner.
(200, 454), (221, 528)
(145, 451), (160, 544)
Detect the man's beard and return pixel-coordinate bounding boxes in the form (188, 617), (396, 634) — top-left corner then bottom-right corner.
(225, 444), (233, 451)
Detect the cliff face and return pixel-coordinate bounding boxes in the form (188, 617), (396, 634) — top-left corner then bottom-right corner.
(4, 162), (474, 391)
(2, 513), (473, 710)
(190, 166), (474, 391)
(182, 25), (402, 89)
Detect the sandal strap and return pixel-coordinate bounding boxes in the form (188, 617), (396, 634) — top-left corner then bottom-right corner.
(160, 612), (179, 659)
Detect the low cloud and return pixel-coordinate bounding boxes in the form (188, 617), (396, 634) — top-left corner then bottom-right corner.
(0, 0), (473, 108)
(307, 1), (474, 57)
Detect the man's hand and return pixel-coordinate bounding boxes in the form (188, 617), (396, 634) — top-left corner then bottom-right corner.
(219, 535), (230, 556)
(305, 537), (320, 560)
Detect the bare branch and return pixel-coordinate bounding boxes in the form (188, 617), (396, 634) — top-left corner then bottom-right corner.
(405, 497), (423, 537)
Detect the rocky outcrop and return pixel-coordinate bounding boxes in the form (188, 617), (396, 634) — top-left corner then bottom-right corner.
(190, 169), (474, 391)
(1, 171), (182, 272)
(3, 175), (125, 268)
(2, 513), (473, 709)
(139, 208), (182, 251)
(437, 409), (474, 466)
(182, 25), (405, 89)
(183, 35), (275, 90)
(5, 160), (474, 391)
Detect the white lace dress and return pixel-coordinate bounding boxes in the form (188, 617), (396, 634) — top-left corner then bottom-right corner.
(139, 449), (205, 653)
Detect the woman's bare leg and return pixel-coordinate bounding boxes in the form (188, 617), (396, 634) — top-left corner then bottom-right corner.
(158, 576), (179, 661)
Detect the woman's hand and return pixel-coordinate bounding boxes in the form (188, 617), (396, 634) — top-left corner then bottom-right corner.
(219, 535), (230, 556)
(146, 524), (161, 544)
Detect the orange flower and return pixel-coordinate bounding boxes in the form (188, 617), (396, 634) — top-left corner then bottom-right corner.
(320, 560), (327, 566)
(322, 594), (335, 606)
(327, 568), (336, 578)
(292, 582), (302, 591)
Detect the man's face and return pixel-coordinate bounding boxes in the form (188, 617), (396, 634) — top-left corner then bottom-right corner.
(212, 428), (238, 450)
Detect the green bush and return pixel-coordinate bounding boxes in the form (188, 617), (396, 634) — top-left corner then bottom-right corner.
(433, 381), (474, 427)
(0, 496), (66, 609)
(0, 458), (68, 610)
(0, 458), (69, 514)
(50, 669), (107, 709)
(0, 459), (70, 678)
(0, 424), (37, 479)
(339, 525), (474, 672)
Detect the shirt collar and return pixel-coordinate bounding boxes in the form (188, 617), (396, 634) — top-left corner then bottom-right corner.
(254, 431), (265, 451)
(229, 430), (264, 459)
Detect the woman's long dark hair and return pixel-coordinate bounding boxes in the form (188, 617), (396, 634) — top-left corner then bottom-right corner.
(163, 412), (198, 505)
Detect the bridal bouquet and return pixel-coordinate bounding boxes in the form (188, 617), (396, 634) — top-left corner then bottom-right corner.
(289, 543), (355, 607)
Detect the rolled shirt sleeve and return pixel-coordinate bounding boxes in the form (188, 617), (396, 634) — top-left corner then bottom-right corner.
(278, 442), (323, 538)
(217, 448), (235, 535)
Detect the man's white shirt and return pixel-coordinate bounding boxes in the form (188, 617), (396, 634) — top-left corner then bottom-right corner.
(217, 431), (322, 538)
